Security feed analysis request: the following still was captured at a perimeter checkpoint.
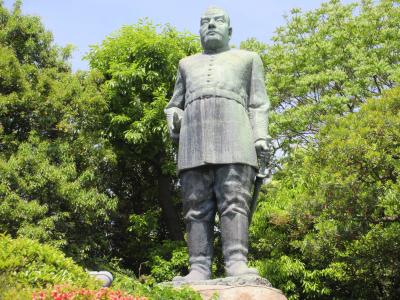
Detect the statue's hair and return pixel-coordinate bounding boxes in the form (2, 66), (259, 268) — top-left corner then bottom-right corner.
(202, 6), (231, 26)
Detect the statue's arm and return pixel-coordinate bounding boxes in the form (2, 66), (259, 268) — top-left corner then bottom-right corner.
(164, 65), (185, 141)
(248, 53), (270, 150)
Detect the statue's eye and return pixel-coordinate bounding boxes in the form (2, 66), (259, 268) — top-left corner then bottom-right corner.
(201, 19), (209, 25)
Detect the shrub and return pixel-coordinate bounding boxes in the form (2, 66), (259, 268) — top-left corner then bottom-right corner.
(0, 234), (99, 295)
(110, 268), (202, 300)
(32, 285), (147, 300)
(251, 87), (400, 299)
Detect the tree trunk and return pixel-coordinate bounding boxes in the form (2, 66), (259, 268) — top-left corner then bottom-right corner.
(156, 153), (184, 241)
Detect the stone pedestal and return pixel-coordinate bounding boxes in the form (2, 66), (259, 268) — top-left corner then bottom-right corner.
(191, 284), (286, 300)
(169, 275), (287, 300)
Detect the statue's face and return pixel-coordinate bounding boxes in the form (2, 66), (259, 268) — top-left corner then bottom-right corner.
(200, 8), (232, 51)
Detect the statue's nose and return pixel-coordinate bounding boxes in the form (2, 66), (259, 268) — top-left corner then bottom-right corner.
(208, 19), (216, 28)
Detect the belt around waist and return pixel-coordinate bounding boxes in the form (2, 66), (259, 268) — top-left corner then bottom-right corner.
(184, 88), (247, 109)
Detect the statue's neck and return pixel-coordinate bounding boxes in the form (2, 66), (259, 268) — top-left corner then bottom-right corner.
(204, 45), (230, 54)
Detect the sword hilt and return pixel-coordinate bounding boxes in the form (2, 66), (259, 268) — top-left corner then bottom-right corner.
(256, 138), (273, 179)
(250, 139), (273, 224)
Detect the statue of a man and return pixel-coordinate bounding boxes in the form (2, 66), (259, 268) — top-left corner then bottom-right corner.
(165, 6), (269, 281)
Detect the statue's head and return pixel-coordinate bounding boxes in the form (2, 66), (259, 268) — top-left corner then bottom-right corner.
(200, 6), (232, 52)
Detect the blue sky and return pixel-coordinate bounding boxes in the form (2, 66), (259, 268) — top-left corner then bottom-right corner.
(4, 0), (354, 71)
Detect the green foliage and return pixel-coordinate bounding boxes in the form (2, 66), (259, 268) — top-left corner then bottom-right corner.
(0, 235), (99, 295)
(86, 20), (200, 157)
(0, 1), (200, 276)
(253, 0), (400, 154)
(0, 0), (72, 70)
(246, 4), (400, 296)
(0, 235), (200, 299)
(111, 271), (202, 300)
(0, 134), (117, 260)
(0, 236), (198, 300)
(2, 1), (400, 299)
(251, 87), (400, 299)
(0, 1), (117, 265)
(86, 20), (201, 271)
(148, 240), (188, 282)
(86, 20), (200, 175)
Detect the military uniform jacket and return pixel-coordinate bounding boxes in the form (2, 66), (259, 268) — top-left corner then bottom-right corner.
(165, 48), (269, 172)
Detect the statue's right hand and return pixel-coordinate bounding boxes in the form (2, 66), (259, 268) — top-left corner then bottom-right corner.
(172, 112), (182, 133)
(168, 112), (181, 143)
(170, 131), (180, 143)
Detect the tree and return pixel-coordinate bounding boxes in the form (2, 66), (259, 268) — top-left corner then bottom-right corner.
(86, 20), (201, 270)
(246, 1), (400, 298)
(0, 1), (117, 265)
(251, 87), (400, 299)
(1, 2), (200, 276)
(252, 0), (400, 155)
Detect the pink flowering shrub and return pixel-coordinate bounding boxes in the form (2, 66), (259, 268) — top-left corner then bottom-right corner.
(32, 286), (147, 300)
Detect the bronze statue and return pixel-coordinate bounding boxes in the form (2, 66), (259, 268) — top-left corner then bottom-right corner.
(165, 6), (270, 282)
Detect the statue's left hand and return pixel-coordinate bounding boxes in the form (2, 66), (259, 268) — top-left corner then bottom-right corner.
(255, 137), (272, 156)
(255, 139), (268, 154)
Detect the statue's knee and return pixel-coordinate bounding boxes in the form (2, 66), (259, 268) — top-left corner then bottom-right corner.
(184, 206), (215, 223)
(219, 200), (249, 217)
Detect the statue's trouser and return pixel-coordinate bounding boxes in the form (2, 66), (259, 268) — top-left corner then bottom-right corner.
(180, 164), (256, 279)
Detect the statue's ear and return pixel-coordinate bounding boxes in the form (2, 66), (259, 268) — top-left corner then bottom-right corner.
(228, 27), (233, 39)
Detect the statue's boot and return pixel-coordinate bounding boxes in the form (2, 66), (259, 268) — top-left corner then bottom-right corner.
(173, 221), (212, 282)
(221, 213), (259, 277)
